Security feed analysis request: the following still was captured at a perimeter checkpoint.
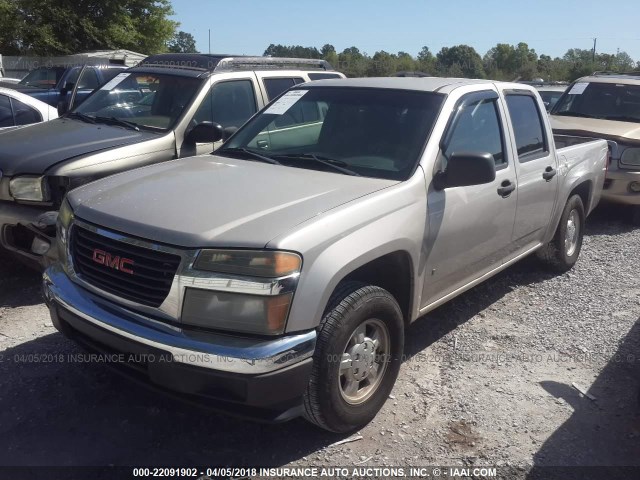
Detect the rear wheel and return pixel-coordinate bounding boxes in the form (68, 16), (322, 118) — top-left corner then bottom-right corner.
(303, 282), (404, 433)
(537, 194), (585, 272)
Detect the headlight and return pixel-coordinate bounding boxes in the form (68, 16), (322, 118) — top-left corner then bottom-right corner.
(57, 198), (74, 258)
(194, 249), (302, 277)
(9, 176), (50, 202)
(621, 148), (640, 167)
(187, 249), (302, 334)
(182, 288), (293, 335)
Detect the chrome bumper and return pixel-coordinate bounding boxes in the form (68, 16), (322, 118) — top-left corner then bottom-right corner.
(42, 264), (316, 375)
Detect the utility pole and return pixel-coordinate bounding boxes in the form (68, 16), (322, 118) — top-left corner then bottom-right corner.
(208, 29), (211, 54)
(592, 37), (597, 63)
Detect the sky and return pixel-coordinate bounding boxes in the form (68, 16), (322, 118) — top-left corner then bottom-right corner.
(170, 0), (640, 62)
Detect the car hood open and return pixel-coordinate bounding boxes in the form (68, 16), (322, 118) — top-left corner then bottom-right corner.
(69, 155), (397, 248)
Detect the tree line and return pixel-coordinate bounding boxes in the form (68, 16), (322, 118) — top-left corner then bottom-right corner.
(264, 43), (640, 82)
(0, 0), (196, 56)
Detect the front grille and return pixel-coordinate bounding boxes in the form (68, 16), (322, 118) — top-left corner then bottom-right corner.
(70, 224), (182, 307)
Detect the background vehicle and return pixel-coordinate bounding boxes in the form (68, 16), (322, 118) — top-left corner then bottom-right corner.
(551, 72), (640, 224)
(535, 84), (568, 111)
(0, 53), (344, 268)
(0, 65), (127, 112)
(0, 86), (58, 131)
(43, 78), (607, 432)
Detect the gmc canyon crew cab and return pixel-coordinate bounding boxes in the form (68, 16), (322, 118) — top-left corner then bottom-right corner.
(43, 78), (607, 432)
(551, 72), (640, 224)
(0, 53), (344, 268)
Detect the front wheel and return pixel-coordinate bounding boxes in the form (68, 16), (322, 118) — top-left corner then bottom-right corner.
(537, 194), (585, 272)
(303, 282), (404, 433)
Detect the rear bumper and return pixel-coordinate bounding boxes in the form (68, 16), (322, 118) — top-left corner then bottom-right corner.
(0, 201), (58, 268)
(42, 264), (316, 420)
(602, 169), (640, 206)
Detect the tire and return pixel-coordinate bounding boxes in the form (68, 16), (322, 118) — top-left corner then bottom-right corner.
(303, 281), (404, 433)
(631, 205), (640, 227)
(537, 194), (585, 272)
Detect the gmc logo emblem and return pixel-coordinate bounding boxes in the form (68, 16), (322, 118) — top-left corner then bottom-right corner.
(92, 249), (135, 275)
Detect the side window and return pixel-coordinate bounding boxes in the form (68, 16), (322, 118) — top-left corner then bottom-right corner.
(77, 68), (100, 89)
(193, 79), (257, 130)
(0, 95), (14, 128)
(443, 96), (506, 167)
(505, 94), (548, 161)
(11, 98), (42, 125)
(65, 68), (80, 87)
(308, 73), (343, 80)
(263, 77), (304, 100)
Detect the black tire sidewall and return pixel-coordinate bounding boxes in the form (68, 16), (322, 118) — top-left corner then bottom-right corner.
(314, 288), (404, 432)
(556, 195), (585, 266)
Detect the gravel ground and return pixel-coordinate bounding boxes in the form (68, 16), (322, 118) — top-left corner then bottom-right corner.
(0, 205), (639, 478)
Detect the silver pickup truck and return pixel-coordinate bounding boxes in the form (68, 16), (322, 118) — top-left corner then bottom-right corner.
(43, 78), (607, 432)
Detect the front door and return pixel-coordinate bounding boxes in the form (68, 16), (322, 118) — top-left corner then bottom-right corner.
(422, 90), (518, 309)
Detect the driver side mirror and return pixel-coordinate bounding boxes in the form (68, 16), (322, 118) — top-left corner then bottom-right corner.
(186, 122), (224, 144)
(433, 152), (496, 190)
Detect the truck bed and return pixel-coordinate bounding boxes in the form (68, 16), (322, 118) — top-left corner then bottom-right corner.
(553, 134), (608, 215)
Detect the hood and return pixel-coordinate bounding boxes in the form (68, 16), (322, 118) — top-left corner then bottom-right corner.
(69, 155), (396, 248)
(0, 118), (159, 176)
(551, 115), (640, 144)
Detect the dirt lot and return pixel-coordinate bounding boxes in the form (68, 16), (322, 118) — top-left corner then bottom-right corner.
(0, 205), (639, 478)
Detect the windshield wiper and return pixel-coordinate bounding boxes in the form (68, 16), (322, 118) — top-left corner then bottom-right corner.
(273, 153), (361, 176)
(218, 147), (282, 165)
(65, 112), (96, 124)
(553, 111), (602, 119)
(602, 115), (640, 123)
(94, 116), (140, 131)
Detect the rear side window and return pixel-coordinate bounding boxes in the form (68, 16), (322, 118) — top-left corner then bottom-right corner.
(12, 98), (42, 125)
(443, 96), (506, 167)
(263, 77), (304, 100)
(505, 94), (548, 161)
(0, 95), (13, 128)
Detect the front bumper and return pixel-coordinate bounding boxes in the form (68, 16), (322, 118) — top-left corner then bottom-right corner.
(42, 264), (316, 420)
(602, 169), (640, 206)
(0, 201), (58, 268)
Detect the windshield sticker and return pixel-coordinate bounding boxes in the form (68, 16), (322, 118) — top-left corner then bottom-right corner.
(264, 90), (308, 115)
(568, 82), (589, 95)
(101, 73), (131, 91)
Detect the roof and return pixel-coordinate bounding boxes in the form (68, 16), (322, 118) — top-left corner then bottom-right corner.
(137, 53), (334, 74)
(577, 73), (640, 85)
(299, 76), (500, 93)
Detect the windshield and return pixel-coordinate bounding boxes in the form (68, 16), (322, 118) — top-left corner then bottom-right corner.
(552, 82), (640, 123)
(73, 72), (202, 131)
(19, 67), (66, 88)
(220, 87), (445, 180)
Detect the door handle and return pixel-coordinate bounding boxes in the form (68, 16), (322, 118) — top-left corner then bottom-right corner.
(497, 180), (516, 198)
(542, 166), (557, 181)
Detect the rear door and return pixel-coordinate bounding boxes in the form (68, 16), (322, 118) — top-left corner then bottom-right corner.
(422, 90), (518, 307)
(500, 89), (558, 250)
